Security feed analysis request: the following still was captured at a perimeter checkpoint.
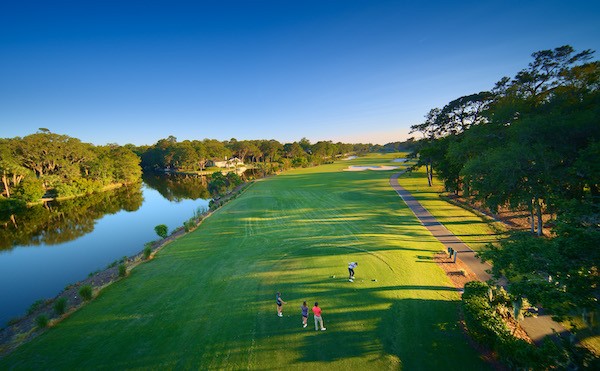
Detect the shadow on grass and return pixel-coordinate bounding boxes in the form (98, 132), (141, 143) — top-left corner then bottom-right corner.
(294, 298), (488, 370)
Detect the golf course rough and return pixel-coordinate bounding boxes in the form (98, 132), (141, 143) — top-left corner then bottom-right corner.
(0, 154), (490, 370)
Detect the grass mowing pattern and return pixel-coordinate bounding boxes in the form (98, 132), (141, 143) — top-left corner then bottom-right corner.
(0, 154), (489, 370)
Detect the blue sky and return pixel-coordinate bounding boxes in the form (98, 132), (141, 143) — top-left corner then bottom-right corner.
(1, 0), (599, 146)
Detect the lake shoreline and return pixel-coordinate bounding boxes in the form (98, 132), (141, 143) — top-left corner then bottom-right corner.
(0, 180), (253, 357)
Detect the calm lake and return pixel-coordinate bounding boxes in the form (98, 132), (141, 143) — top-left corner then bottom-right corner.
(0, 173), (211, 326)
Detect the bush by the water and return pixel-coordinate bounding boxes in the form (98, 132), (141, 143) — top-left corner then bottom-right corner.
(154, 224), (168, 239)
(53, 297), (67, 315)
(118, 263), (127, 277)
(52, 178), (103, 198)
(14, 176), (45, 202)
(143, 245), (152, 259)
(0, 198), (26, 215)
(35, 315), (48, 328)
(79, 285), (93, 301)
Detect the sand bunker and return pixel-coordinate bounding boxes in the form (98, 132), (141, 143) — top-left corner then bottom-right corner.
(341, 155), (358, 160)
(392, 158), (407, 162)
(344, 165), (399, 171)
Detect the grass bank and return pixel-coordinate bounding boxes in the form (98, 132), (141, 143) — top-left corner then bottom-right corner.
(394, 166), (506, 251)
(0, 154), (489, 369)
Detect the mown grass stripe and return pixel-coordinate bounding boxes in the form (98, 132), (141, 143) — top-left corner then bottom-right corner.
(0, 154), (490, 370)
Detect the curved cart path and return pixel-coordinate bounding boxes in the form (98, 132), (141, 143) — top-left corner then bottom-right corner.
(389, 173), (492, 281)
(389, 172), (567, 344)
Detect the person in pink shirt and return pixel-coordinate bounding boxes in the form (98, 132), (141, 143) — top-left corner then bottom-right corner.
(312, 302), (326, 331)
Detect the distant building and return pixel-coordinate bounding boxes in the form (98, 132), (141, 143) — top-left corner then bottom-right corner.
(209, 157), (244, 168)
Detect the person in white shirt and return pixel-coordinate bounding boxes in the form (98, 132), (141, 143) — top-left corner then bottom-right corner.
(348, 262), (358, 281)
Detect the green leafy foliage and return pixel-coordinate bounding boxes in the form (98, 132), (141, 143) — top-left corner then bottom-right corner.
(35, 315), (49, 329)
(118, 264), (127, 277)
(0, 198), (25, 216)
(53, 297), (67, 315)
(14, 175), (45, 202)
(79, 285), (93, 301)
(143, 245), (152, 259)
(410, 46), (599, 351)
(154, 224), (168, 239)
(481, 200), (600, 319)
(1, 132), (142, 201)
(207, 171), (228, 196)
(462, 281), (595, 369)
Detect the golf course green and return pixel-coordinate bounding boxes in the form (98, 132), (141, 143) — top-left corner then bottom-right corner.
(0, 154), (492, 370)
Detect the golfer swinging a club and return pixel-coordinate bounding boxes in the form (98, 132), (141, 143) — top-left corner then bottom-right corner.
(348, 261), (358, 282)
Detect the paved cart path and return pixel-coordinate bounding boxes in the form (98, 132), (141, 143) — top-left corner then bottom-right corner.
(389, 172), (567, 344)
(389, 173), (492, 281)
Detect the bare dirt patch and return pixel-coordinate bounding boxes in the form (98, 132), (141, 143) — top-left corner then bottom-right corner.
(444, 194), (554, 235)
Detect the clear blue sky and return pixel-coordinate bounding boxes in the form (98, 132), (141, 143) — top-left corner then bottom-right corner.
(1, 0), (599, 146)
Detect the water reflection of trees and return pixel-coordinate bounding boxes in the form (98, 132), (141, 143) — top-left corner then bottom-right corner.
(142, 173), (210, 201)
(0, 183), (144, 250)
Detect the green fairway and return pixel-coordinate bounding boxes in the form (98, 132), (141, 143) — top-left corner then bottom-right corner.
(1, 154), (490, 370)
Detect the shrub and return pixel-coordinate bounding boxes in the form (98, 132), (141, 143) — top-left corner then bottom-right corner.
(143, 245), (152, 260)
(53, 297), (67, 315)
(0, 198), (26, 214)
(35, 315), (49, 328)
(53, 182), (79, 198)
(226, 172), (243, 187)
(14, 175), (45, 202)
(461, 281), (585, 369)
(194, 205), (208, 218)
(154, 224), (168, 239)
(118, 263), (127, 277)
(79, 285), (93, 301)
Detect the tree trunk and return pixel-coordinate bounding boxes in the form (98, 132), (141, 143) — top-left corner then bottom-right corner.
(2, 172), (10, 198)
(530, 199), (535, 235)
(536, 198), (543, 236)
(426, 160), (433, 187)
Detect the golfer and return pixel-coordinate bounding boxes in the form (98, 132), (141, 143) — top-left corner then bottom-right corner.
(312, 302), (326, 331)
(300, 301), (309, 328)
(348, 262), (358, 281)
(276, 292), (286, 317)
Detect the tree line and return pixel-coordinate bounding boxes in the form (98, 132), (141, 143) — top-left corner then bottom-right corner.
(0, 130), (142, 206)
(410, 46), (599, 330)
(135, 136), (373, 173)
(1, 130), (376, 208)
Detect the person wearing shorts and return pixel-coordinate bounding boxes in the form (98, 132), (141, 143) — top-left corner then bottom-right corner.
(301, 301), (309, 328)
(276, 292), (286, 317)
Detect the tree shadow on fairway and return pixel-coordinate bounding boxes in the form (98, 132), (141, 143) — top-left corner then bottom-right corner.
(378, 298), (489, 371)
(294, 297), (489, 370)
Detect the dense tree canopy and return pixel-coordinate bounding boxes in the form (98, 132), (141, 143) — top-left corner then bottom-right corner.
(2, 130), (377, 204)
(138, 136), (373, 173)
(0, 131), (142, 201)
(410, 45), (600, 328)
